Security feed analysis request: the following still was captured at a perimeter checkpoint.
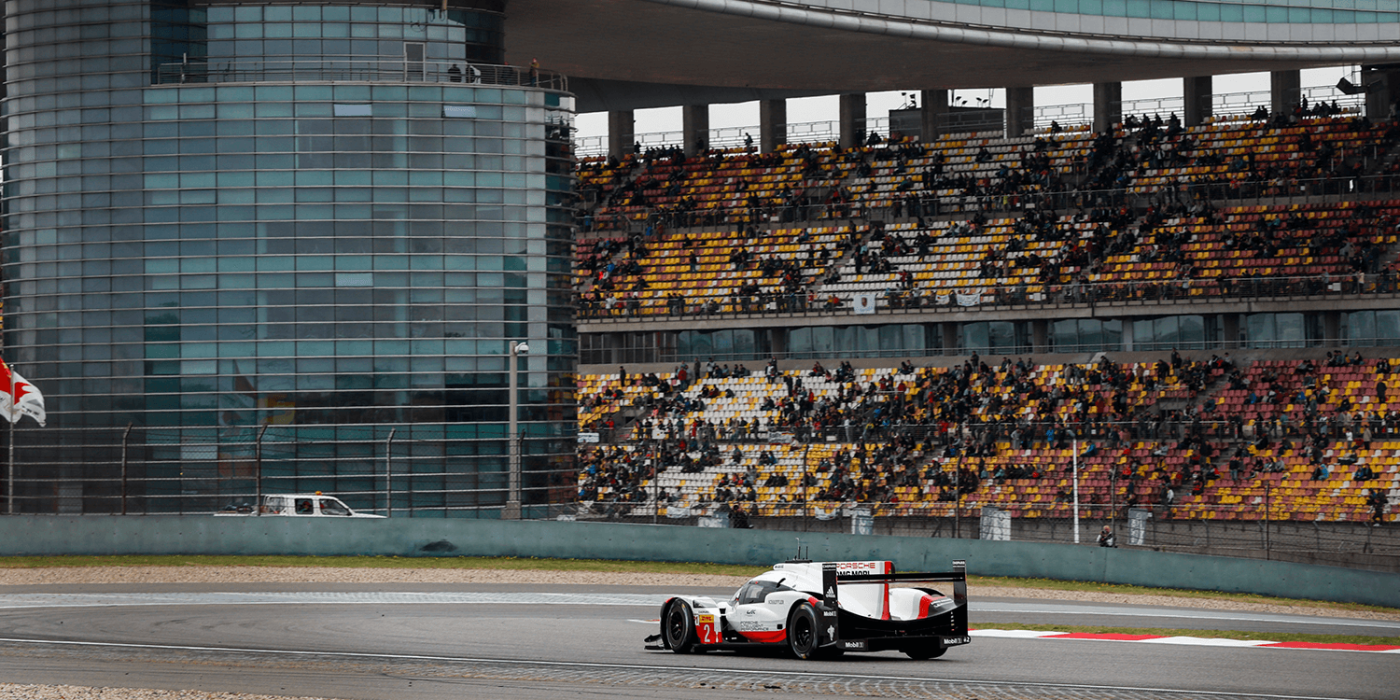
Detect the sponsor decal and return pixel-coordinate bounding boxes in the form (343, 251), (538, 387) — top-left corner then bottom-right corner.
(836, 561), (883, 574)
(736, 621), (774, 632)
(695, 614), (721, 645)
(840, 639), (868, 651)
(941, 636), (972, 645)
(826, 625), (835, 639)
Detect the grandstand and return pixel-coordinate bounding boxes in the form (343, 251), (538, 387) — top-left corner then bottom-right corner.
(571, 89), (1400, 566)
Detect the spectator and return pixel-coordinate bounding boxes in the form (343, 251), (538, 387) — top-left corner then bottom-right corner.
(1097, 525), (1117, 548)
(1368, 489), (1388, 525)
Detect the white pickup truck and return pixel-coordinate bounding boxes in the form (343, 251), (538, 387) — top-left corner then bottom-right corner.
(216, 493), (385, 518)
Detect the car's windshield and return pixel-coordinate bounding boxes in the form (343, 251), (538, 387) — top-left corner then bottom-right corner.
(733, 578), (793, 605)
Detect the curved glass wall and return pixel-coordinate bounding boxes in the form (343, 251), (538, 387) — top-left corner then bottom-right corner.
(2, 1), (577, 516)
(919, 0), (1400, 24)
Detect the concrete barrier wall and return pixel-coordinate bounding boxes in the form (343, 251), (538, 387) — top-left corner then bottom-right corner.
(4, 516), (1397, 608)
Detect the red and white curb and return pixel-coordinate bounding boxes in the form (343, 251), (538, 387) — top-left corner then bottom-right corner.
(971, 629), (1400, 653)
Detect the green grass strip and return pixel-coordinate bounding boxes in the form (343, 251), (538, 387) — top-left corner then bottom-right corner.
(0, 555), (768, 578)
(980, 623), (1399, 646)
(0, 555), (1395, 615)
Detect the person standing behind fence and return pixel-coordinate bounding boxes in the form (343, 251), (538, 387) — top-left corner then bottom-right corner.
(1097, 525), (1117, 547)
(1368, 488), (1388, 525)
(529, 58), (540, 86)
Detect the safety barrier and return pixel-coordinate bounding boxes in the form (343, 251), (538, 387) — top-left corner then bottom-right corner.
(0, 515), (1394, 608)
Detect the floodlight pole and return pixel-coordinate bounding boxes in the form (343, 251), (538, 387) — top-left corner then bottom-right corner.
(1072, 437), (1080, 545)
(504, 341), (528, 519)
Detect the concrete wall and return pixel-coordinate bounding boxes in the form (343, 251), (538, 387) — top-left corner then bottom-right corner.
(4, 516), (1396, 608)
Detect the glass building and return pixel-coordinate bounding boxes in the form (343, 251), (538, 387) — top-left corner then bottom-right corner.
(1, 1), (578, 515)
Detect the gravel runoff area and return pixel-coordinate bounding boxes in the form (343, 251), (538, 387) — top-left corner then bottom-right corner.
(2, 564), (1397, 700)
(0, 687), (338, 700)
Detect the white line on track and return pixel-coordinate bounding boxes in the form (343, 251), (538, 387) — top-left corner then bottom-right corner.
(0, 591), (667, 609)
(2, 593), (1392, 632)
(976, 602), (1400, 631)
(0, 636), (1370, 700)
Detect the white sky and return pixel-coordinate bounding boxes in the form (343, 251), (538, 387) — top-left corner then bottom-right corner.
(574, 66), (1357, 141)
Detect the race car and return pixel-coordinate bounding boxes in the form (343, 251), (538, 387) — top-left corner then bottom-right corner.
(647, 558), (969, 660)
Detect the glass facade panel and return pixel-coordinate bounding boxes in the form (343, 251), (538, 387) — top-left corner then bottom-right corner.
(2, 0), (576, 516)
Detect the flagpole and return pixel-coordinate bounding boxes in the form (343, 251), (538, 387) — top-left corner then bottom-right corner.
(7, 360), (13, 516)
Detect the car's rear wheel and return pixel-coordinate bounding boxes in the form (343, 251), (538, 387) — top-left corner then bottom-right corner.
(903, 643), (946, 660)
(663, 600), (698, 653)
(787, 602), (820, 659)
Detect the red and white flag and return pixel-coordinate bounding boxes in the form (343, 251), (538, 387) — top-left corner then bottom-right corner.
(0, 361), (46, 427)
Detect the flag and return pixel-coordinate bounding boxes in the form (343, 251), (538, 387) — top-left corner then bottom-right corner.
(0, 361), (46, 427)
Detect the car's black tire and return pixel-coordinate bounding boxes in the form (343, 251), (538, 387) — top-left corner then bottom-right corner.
(663, 600), (698, 653)
(903, 643), (946, 660)
(787, 602), (820, 659)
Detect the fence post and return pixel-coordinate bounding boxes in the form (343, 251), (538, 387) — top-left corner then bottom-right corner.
(254, 425), (268, 516)
(120, 423), (132, 515)
(386, 428), (396, 518)
(1264, 479), (1271, 559)
(953, 462), (961, 539)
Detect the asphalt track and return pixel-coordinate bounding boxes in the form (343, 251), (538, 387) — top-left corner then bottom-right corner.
(0, 583), (1395, 700)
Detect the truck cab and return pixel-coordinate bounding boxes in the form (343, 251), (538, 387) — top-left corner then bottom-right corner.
(217, 493), (384, 518)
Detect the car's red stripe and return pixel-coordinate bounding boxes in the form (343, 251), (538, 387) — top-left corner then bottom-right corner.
(738, 629), (787, 643)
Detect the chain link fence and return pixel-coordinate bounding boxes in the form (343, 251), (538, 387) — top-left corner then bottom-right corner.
(0, 425), (575, 518)
(540, 499), (1399, 573)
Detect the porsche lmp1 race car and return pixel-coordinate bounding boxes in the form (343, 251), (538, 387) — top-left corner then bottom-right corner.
(646, 558), (969, 660)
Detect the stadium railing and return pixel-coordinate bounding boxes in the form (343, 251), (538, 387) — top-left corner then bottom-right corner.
(153, 59), (569, 91)
(579, 272), (1400, 323)
(582, 173), (1400, 234)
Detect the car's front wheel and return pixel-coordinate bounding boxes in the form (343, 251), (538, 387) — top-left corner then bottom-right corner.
(787, 602), (820, 659)
(663, 600), (698, 653)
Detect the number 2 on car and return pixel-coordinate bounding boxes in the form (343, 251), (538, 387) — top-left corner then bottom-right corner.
(695, 614), (721, 644)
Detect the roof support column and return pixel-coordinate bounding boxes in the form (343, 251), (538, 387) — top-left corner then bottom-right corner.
(1004, 86), (1034, 137)
(1270, 70), (1301, 119)
(608, 109), (634, 160)
(920, 89), (949, 143)
(839, 93), (866, 149)
(1093, 82), (1122, 133)
(683, 103), (710, 156)
(1183, 75), (1213, 127)
(760, 98), (787, 153)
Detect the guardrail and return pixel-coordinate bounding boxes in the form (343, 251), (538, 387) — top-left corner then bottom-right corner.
(154, 59), (568, 91)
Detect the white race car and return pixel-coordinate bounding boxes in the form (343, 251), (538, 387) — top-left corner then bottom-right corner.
(647, 558), (969, 660)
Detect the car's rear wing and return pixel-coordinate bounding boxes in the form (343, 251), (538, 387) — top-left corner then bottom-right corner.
(826, 559), (967, 604)
(818, 559), (968, 648)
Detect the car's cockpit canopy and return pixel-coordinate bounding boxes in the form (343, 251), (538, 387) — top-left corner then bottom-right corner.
(733, 573), (800, 605)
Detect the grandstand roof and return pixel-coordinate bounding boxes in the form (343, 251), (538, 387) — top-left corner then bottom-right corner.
(508, 0), (1400, 112)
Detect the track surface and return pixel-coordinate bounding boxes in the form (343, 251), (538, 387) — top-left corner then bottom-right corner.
(0, 583), (1395, 700)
